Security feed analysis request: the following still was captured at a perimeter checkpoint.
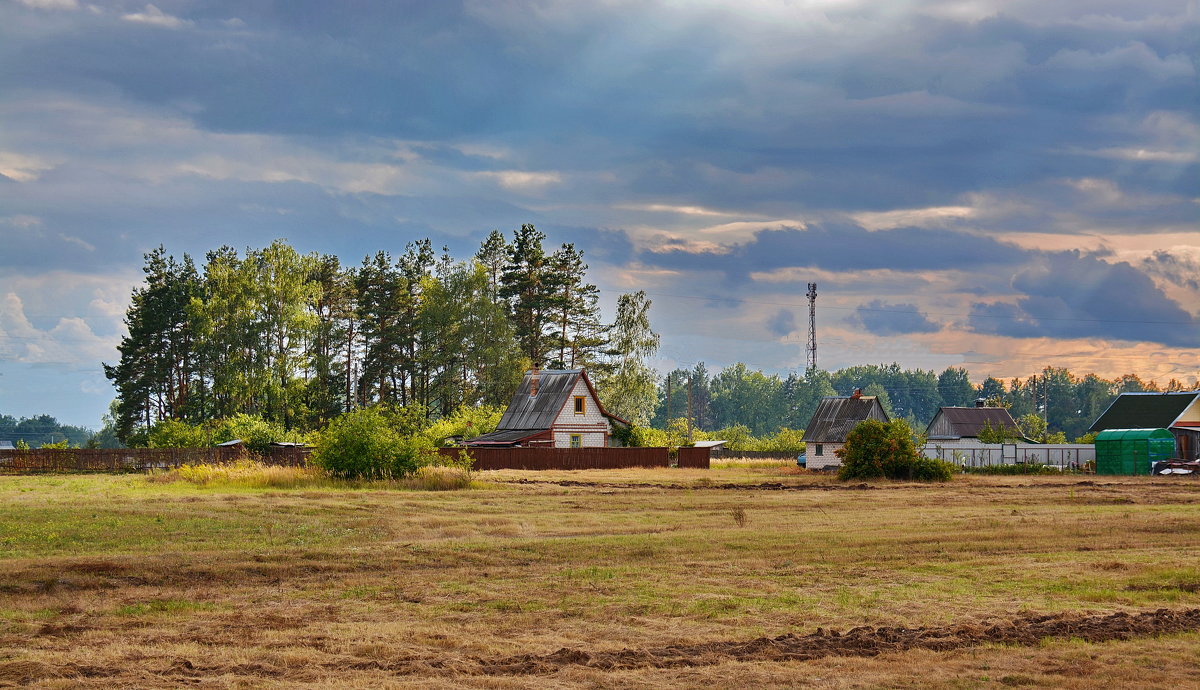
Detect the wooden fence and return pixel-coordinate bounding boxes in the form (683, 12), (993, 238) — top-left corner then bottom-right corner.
(676, 446), (711, 469)
(0, 446), (312, 473)
(438, 446), (674, 470)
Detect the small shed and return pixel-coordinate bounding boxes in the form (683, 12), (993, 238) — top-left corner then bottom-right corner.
(1094, 428), (1175, 476)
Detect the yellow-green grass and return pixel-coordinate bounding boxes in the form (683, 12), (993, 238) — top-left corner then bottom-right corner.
(0, 470), (1198, 687)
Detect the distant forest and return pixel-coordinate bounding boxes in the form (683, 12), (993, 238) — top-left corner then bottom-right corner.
(6, 227), (1190, 449)
(649, 363), (1191, 443)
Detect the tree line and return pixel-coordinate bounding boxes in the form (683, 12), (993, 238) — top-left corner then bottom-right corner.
(103, 226), (659, 446)
(649, 363), (1192, 442)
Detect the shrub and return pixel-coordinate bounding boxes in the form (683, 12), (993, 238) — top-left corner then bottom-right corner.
(312, 407), (436, 480)
(961, 463), (1057, 475)
(211, 414), (302, 454)
(424, 405), (503, 447)
(837, 418), (953, 482)
(148, 419), (208, 448)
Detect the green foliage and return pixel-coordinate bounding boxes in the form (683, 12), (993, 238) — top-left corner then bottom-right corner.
(977, 419), (1021, 444)
(40, 439), (71, 449)
(147, 419), (209, 448)
(15, 439), (29, 450)
(837, 418), (952, 482)
(612, 423), (665, 448)
(424, 405), (504, 447)
(312, 406), (437, 479)
(1074, 431), (1098, 444)
(210, 414), (302, 454)
(596, 290), (660, 425)
(961, 463), (1058, 475)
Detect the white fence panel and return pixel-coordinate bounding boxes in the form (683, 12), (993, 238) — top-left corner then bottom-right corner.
(921, 443), (1094, 468)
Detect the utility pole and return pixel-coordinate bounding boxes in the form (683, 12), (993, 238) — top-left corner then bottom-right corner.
(665, 373), (672, 428)
(687, 373), (694, 442)
(806, 282), (818, 371)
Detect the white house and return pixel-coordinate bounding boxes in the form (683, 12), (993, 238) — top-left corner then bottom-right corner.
(463, 368), (629, 448)
(801, 390), (890, 470)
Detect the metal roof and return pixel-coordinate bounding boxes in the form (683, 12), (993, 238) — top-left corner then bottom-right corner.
(462, 429), (547, 446)
(928, 406), (1021, 438)
(1089, 392), (1200, 432)
(493, 368), (627, 431)
(495, 370), (583, 430)
(802, 396), (890, 442)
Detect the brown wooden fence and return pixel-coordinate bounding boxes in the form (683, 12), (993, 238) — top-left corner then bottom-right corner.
(438, 446), (672, 470)
(677, 446), (711, 469)
(0, 446), (312, 474)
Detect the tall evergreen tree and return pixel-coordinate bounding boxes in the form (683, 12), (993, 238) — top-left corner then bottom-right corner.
(500, 224), (555, 366)
(104, 246), (199, 443)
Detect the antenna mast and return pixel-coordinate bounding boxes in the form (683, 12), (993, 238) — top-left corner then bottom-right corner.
(806, 282), (818, 371)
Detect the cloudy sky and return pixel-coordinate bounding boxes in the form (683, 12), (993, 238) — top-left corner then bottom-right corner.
(1, 0), (1198, 428)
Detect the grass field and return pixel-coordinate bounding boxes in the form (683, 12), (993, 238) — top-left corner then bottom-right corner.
(2, 464), (1199, 688)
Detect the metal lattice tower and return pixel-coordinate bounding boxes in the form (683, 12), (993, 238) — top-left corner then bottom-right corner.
(806, 282), (817, 371)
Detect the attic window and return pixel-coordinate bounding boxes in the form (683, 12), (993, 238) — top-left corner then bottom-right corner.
(574, 396), (585, 415)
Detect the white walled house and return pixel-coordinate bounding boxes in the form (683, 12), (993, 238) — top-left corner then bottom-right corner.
(462, 368), (629, 448)
(801, 391), (890, 470)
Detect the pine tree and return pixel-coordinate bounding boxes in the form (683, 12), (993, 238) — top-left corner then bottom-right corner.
(500, 224), (555, 366)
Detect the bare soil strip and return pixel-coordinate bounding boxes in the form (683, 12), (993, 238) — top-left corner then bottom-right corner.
(468, 608), (1200, 676)
(500, 478), (878, 491)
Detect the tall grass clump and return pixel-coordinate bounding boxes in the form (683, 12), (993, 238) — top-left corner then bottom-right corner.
(148, 458), (323, 489)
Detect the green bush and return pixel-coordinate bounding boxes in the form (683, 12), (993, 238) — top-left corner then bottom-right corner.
(961, 463), (1057, 475)
(312, 407), (436, 479)
(424, 405), (503, 447)
(148, 419), (208, 448)
(211, 414), (302, 454)
(837, 418), (953, 482)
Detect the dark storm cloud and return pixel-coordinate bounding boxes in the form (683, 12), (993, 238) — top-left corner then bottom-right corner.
(967, 252), (1200, 347)
(765, 309), (796, 338)
(641, 223), (1029, 279)
(850, 301), (940, 336)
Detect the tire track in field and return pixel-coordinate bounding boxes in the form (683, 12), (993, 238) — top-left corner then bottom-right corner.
(465, 608), (1200, 676)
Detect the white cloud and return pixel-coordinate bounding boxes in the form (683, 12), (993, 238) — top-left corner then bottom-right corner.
(121, 4), (189, 29)
(0, 291), (117, 367)
(0, 151), (56, 182)
(853, 206), (975, 231)
(472, 170), (563, 193)
(15, 0), (80, 10)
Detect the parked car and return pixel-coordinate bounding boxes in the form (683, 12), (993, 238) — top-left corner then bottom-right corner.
(796, 453), (806, 468)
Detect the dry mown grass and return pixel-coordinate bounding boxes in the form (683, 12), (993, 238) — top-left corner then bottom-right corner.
(0, 470), (1198, 687)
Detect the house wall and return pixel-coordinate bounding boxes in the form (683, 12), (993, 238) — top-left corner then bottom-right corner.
(807, 442), (843, 470)
(926, 411), (956, 439)
(550, 378), (610, 448)
(1177, 399), (1200, 424)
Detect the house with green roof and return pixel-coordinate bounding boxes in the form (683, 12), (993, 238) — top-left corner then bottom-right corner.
(1088, 391), (1200, 461)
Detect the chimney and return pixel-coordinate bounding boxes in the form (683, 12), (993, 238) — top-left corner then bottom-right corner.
(530, 366), (540, 397)
(851, 388), (862, 399)
(975, 398), (986, 408)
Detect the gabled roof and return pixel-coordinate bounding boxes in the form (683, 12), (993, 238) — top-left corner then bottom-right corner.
(928, 406), (1021, 439)
(1089, 392), (1200, 432)
(802, 396), (890, 443)
(494, 368), (628, 431)
(461, 429), (548, 446)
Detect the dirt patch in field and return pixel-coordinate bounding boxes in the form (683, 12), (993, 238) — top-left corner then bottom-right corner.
(461, 608), (1200, 676)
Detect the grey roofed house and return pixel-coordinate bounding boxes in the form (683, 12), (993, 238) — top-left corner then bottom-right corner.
(801, 391), (890, 469)
(463, 368), (629, 448)
(802, 393), (890, 443)
(0, 440), (14, 450)
(926, 405), (1023, 441)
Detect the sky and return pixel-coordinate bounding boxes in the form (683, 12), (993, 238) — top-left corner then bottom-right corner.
(1, 0), (1198, 429)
